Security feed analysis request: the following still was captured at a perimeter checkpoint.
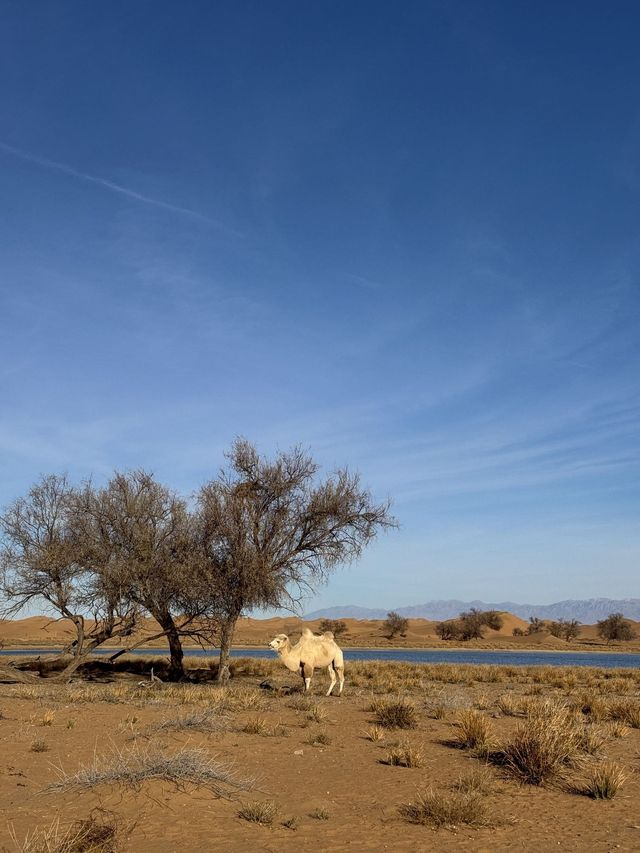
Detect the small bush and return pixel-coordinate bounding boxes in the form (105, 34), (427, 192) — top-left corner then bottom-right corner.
(373, 698), (418, 729)
(30, 740), (49, 753)
(580, 761), (627, 799)
(399, 788), (489, 829)
(383, 741), (424, 768)
(238, 800), (278, 825)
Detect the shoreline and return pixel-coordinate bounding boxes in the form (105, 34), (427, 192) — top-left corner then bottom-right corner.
(2, 643), (640, 656)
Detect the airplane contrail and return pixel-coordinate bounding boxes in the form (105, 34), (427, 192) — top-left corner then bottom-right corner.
(0, 140), (241, 236)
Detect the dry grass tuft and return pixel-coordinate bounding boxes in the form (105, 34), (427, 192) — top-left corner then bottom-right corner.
(427, 702), (448, 720)
(580, 761), (628, 799)
(30, 740), (49, 753)
(607, 699), (640, 729)
(498, 709), (582, 785)
(151, 708), (226, 735)
(237, 800), (278, 825)
(452, 766), (494, 795)
(307, 704), (329, 724)
(399, 788), (490, 829)
(382, 740), (424, 768)
(46, 744), (254, 797)
(9, 809), (125, 853)
(309, 808), (330, 821)
(288, 694), (312, 712)
(453, 710), (494, 753)
(604, 720), (629, 739)
(577, 725), (606, 756)
(306, 730), (332, 746)
(39, 710), (56, 727)
(363, 724), (385, 742)
(372, 698), (418, 729)
(242, 716), (269, 735)
(578, 693), (608, 722)
(496, 694), (525, 717)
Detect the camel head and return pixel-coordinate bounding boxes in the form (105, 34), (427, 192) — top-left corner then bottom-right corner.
(268, 633), (289, 652)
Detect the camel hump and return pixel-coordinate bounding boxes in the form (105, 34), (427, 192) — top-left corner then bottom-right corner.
(322, 631), (335, 641)
(301, 628), (314, 639)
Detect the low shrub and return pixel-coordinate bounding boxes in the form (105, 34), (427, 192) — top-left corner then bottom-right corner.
(399, 788), (489, 829)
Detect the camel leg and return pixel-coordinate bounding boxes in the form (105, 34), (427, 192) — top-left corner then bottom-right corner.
(302, 662), (313, 692)
(326, 665), (337, 696)
(335, 666), (344, 696)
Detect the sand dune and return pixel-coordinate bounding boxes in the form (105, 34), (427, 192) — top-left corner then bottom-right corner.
(2, 612), (639, 651)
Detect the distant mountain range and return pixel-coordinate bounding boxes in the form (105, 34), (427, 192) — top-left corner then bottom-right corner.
(305, 598), (640, 623)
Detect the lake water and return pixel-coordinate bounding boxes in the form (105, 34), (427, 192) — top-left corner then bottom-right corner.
(2, 647), (639, 669)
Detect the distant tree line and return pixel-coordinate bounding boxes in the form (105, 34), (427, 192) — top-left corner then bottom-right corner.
(511, 613), (637, 643)
(512, 617), (581, 640)
(0, 439), (395, 681)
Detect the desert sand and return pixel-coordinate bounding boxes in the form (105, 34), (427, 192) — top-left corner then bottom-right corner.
(1, 656), (639, 851)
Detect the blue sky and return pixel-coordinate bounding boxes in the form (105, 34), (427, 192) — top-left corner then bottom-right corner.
(1, 1), (639, 611)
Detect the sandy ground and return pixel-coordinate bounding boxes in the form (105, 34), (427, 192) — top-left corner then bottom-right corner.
(3, 614), (640, 653)
(1, 660), (639, 852)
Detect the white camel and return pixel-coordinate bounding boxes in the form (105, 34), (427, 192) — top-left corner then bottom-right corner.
(269, 628), (345, 696)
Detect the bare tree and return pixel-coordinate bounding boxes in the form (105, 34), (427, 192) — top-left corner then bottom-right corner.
(597, 613), (636, 643)
(548, 619), (581, 641)
(383, 611), (409, 639)
(456, 608), (503, 640)
(436, 620), (461, 640)
(74, 471), (211, 680)
(527, 616), (547, 635)
(0, 475), (139, 680)
(196, 439), (396, 679)
(318, 619), (348, 638)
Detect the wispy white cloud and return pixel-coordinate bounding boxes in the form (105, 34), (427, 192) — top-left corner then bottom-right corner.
(0, 141), (242, 236)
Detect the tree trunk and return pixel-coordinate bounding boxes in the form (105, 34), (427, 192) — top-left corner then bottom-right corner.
(160, 616), (185, 681)
(217, 613), (238, 682)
